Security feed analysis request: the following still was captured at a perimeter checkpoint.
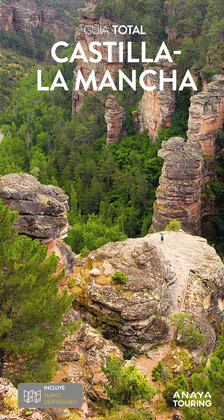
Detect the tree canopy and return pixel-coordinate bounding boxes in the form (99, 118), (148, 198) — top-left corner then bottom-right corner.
(0, 199), (74, 385)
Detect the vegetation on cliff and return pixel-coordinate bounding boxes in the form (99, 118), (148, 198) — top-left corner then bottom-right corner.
(95, 0), (224, 81)
(0, 44), (191, 252)
(0, 200), (74, 385)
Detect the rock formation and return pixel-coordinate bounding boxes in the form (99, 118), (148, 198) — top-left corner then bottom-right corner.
(152, 75), (224, 233)
(0, 173), (74, 278)
(72, 0), (126, 112)
(0, 377), (55, 420)
(58, 311), (122, 402)
(0, 0), (76, 45)
(152, 137), (203, 234)
(71, 231), (224, 355)
(138, 61), (176, 139)
(187, 75), (224, 158)
(105, 95), (126, 145)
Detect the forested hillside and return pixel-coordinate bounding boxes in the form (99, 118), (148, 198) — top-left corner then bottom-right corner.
(1, 1), (224, 420)
(1, 0), (224, 256)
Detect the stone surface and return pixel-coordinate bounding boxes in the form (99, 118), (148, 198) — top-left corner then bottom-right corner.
(0, 173), (74, 278)
(138, 61), (176, 139)
(0, 378), (53, 420)
(105, 95), (126, 145)
(187, 75), (224, 158)
(72, 0), (126, 112)
(89, 268), (101, 277)
(152, 137), (203, 234)
(0, 0), (77, 45)
(152, 75), (224, 234)
(71, 231), (224, 354)
(56, 321), (122, 407)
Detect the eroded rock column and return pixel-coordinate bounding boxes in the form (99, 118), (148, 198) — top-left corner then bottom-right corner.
(72, 0), (125, 112)
(187, 75), (224, 158)
(105, 95), (125, 145)
(152, 137), (203, 234)
(138, 61), (176, 139)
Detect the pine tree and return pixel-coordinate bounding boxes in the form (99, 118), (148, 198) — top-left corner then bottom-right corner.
(0, 199), (74, 385)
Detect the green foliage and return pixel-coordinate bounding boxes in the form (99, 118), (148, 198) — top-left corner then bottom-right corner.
(0, 25), (55, 60)
(0, 29), (34, 57)
(205, 127), (224, 256)
(166, 220), (182, 231)
(36, 0), (84, 17)
(0, 31), (191, 250)
(65, 210), (127, 255)
(95, 0), (166, 50)
(181, 329), (224, 420)
(0, 200), (74, 385)
(101, 406), (153, 420)
(102, 356), (154, 406)
(32, 25), (55, 60)
(151, 361), (172, 384)
(112, 270), (127, 285)
(170, 313), (205, 350)
(162, 373), (189, 406)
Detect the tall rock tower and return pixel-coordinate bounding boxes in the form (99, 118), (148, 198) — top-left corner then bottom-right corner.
(152, 75), (224, 234)
(72, 0), (125, 112)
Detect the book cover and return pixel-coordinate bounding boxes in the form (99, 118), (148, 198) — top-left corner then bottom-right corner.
(0, 0), (224, 419)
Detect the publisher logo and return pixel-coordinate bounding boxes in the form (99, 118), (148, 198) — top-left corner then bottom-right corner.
(18, 383), (83, 408)
(173, 391), (212, 408)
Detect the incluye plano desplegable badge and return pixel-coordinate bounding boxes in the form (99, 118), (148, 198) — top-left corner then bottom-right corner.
(18, 383), (83, 408)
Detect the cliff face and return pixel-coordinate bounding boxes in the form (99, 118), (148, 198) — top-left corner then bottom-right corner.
(72, 231), (224, 355)
(72, 0), (125, 112)
(0, 0), (76, 44)
(187, 75), (224, 158)
(152, 75), (224, 233)
(138, 62), (176, 139)
(0, 173), (74, 279)
(105, 95), (126, 145)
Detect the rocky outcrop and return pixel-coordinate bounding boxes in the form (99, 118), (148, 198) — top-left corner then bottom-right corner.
(0, 377), (54, 420)
(138, 61), (176, 139)
(71, 231), (224, 355)
(0, 0), (77, 45)
(105, 95), (125, 145)
(152, 137), (203, 234)
(152, 75), (224, 233)
(0, 319), (123, 418)
(72, 0), (126, 112)
(0, 173), (74, 278)
(187, 75), (224, 158)
(58, 316), (122, 391)
(57, 308), (123, 416)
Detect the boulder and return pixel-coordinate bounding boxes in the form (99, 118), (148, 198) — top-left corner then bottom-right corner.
(0, 173), (74, 278)
(71, 231), (224, 354)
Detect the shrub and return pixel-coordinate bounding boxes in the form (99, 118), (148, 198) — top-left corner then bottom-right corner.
(166, 220), (182, 231)
(162, 373), (189, 406)
(102, 356), (154, 406)
(152, 361), (172, 384)
(170, 313), (205, 350)
(112, 270), (127, 284)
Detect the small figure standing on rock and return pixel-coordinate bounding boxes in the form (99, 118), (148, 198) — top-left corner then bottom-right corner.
(177, 296), (181, 306)
(161, 233), (164, 242)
